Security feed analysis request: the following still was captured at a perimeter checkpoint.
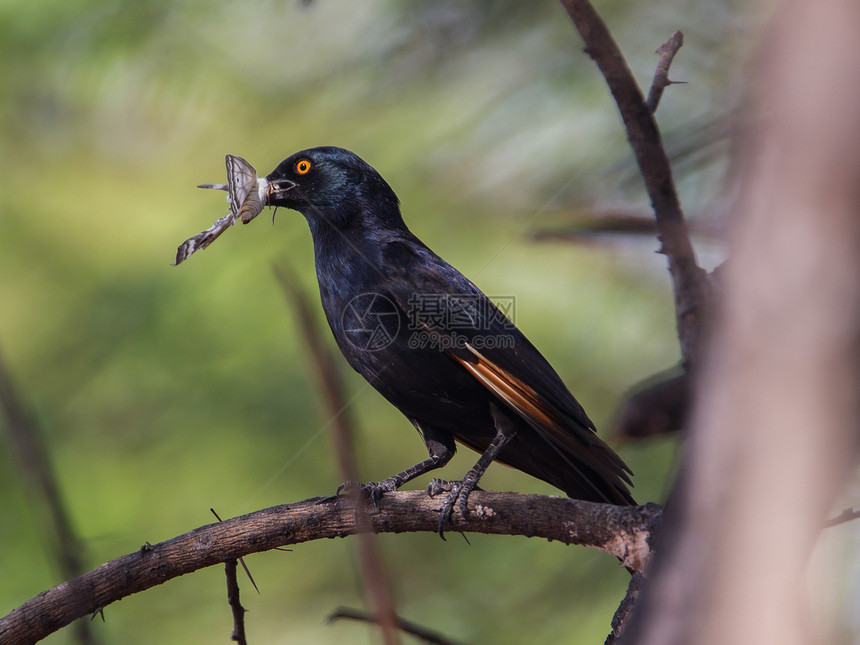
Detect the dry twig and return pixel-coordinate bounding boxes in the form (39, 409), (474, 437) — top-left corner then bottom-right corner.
(823, 508), (860, 529)
(646, 31), (686, 112)
(328, 607), (466, 645)
(224, 560), (248, 645)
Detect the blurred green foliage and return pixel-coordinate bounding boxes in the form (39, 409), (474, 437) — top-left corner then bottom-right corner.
(0, 1), (748, 643)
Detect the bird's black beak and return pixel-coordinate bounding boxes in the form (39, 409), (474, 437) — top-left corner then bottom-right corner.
(266, 179), (297, 205)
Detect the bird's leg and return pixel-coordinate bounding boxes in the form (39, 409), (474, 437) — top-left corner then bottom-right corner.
(338, 435), (454, 505)
(434, 404), (517, 536)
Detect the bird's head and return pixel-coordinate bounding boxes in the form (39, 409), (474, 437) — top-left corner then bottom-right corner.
(266, 146), (402, 232)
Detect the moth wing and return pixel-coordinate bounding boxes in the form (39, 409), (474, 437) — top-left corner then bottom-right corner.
(225, 155), (259, 216)
(174, 213), (236, 266)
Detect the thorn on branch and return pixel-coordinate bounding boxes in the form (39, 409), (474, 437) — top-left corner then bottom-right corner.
(647, 30), (686, 112)
(212, 508), (260, 593)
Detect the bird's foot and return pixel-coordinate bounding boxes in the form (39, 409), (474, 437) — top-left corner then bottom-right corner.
(336, 480), (361, 495)
(426, 478), (454, 497)
(336, 478), (398, 506)
(430, 475), (481, 538)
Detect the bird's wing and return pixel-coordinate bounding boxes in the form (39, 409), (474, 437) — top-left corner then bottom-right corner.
(447, 342), (632, 493)
(381, 238), (632, 487)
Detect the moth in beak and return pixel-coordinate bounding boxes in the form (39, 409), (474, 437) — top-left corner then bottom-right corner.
(175, 154), (270, 265)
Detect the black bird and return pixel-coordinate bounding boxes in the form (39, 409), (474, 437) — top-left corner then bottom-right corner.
(266, 146), (634, 527)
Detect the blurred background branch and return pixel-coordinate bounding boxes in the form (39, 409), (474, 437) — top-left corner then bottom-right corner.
(275, 263), (401, 645)
(327, 607), (466, 645)
(0, 348), (95, 645)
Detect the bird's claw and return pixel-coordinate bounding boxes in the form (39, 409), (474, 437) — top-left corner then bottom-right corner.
(426, 478), (454, 497)
(336, 479), (397, 506)
(435, 477), (478, 538)
(336, 480), (362, 495)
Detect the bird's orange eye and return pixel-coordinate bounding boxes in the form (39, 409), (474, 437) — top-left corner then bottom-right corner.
(295, 159), (312, 175)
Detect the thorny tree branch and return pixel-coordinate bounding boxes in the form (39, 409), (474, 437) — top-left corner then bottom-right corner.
(559, 0), (710, 366)
(554, 9), (700, 639)
(0, 492), (661, 645)
(212, 508), (260, 594)
(211, 508), (256, 643)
